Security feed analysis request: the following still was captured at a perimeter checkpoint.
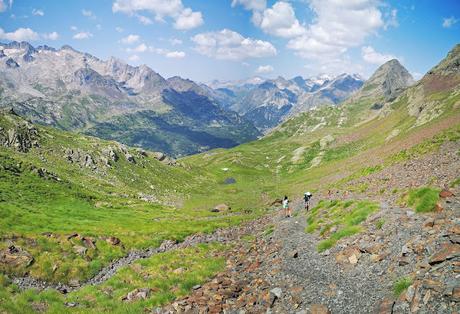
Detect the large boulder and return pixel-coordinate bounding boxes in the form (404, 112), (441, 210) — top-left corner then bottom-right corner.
(0, 245), (34, 268)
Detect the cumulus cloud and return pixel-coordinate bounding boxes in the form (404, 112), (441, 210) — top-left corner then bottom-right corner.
(43, 31), (59, 40)
(82, 9), (96, 19)
(165, 51), (185, 58)
(258, 2), (305, 38)
(70, 26), (78, 31)
(137, 14), (153, 25)
(115, 26), (124, 33)
(231, 0), (266, 11)
(112, 0), (203, 30)
(126, 43), (147, 52)
(120, 34), (140, 44)
(361, 46), (396, 65)
(125, 43), (186, 59)
(442, 16), (458, 28)
(73, 31), (93, 40)
(174, 8), (203, 30)
(32, 8), (44, 16)
(287, 0), (384, 61)
(256, 65), (274, 73)
(191, 29), (277, 60)
(232, 1), (304, 38)
(0, 27), (39, 41)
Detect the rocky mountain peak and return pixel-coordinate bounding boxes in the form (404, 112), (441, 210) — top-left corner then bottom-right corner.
(60, 44), (77, 52)
(360, 59), (414, 101)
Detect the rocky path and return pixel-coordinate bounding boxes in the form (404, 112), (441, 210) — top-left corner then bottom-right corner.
(163, 193), (460, 314)
(268, 201), (389, 313)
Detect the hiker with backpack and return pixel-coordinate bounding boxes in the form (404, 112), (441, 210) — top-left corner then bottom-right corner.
(282, 195), (291, 217)
(304, 192), (312, 211)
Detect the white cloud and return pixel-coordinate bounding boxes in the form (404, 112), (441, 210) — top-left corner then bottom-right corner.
(120, 34), (140, 44)
(70, 25), (78, 31)
(73, 31), (93, 40)
(112, 0), (203, 30)
(165, 51), (185, 58)
(43, 31), (59, 40)
(127, 43), (148, 52)
(137, 14), (153, 25)
(361, 46), (396, 65)
(231, 0), (266, 11)
(256, 65), (274, 73)
(0, 27), (39, 41)
(287, 0), (384, 61)
(115, 26), (124, 33)
(128, 54), (139, 61)
(32, 8), (44, 16)
(82, 9), (96, 19)
(384, 8), (398, 30)
(169, 38), (183, 45)
(191, 29), (277, 60)
(127, 43), (186, 59)
(174, 8), (203, 30)
(257, 2), (305, 38)
(442, 16), (458, 28)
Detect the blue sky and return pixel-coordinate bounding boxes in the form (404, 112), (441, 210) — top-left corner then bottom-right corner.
(0, 0), (459, 82)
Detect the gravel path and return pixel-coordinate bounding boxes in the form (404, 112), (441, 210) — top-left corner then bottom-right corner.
(268, 200), (391, 313)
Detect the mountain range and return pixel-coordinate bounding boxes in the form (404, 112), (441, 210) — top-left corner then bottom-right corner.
(204, 73), (366, 131)
(0, 41), (260, 157)
(0, 41), (416, 156)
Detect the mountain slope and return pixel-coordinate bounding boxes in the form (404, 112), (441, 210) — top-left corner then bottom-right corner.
(0, 41), (260, 156)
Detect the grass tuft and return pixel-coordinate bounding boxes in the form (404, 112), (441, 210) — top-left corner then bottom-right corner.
(407, 187), (440, 213)
(393, 276), (412, 297)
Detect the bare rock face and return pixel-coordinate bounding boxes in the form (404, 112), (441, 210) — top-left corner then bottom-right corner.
(0, 110), (40, 152)
(0, 245), (34, 268)
(64, 148), (97, 170)
(358, 59), (414, 102)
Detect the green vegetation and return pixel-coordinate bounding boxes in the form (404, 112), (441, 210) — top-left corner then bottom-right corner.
(450, 177), (460, 188)
(393, 276), (412, 297)
(406, 187), (440, 213)
(0, 243), (225, 313)
(375, 219), (385, 230)
(263, 224), (275, 236)
(305, 200), (379, 252)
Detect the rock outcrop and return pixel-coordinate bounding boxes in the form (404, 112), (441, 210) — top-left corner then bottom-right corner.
(0, 109), (39, 152)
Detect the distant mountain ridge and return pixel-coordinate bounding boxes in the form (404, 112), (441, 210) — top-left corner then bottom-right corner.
(0, 41), (260, 156)
(202, 73), (365, 131)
